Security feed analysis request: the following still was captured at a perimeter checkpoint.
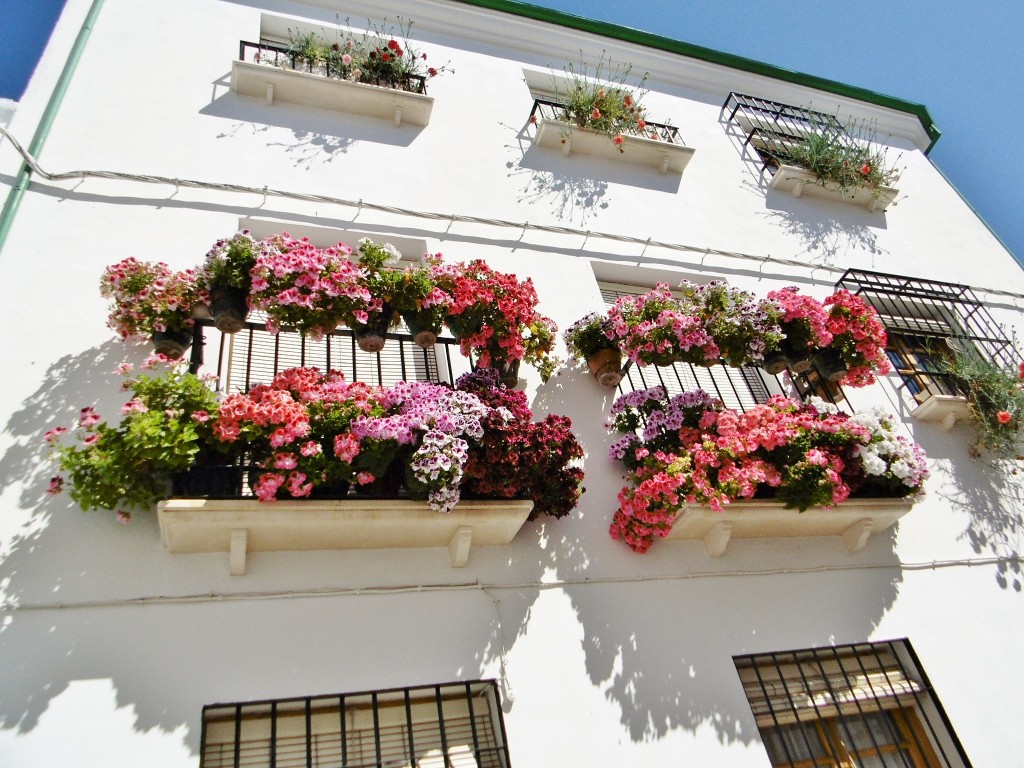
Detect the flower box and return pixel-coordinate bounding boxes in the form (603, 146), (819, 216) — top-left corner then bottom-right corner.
(768, 164), (898, 213)
(663, 498), (915, 557)
(910, 392), (971, 431)
(230, 60), (434, 127)
(158, 498), (534, 574)
(533, 119), (695, 174)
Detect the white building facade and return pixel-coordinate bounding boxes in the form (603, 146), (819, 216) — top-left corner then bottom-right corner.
(1, 0), (1022, 765)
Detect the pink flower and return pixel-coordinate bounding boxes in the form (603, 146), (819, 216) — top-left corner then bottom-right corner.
(1018, 362), (1024, 380)
(47, 476), (64, 495)
(114, 363), (134, 376)
(117, 510), (131, 525)
(356, 471), (375, 485)
(860, 163), (872, 176)
(342, 54), (352, 66)
(613, 135), (624, 146)
(82, 433), (100, 446)
(997, 410), (1012, 424)
(191, 410), (210, 423)
(44, 427), (68, 444)
(590, 107), (601, 120)
(79, 407), (101, 428)
(122, 399), (149, 414)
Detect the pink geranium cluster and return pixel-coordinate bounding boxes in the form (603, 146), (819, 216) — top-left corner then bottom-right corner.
(605, 284), (718, 367)
(823, 289), (891, 387)
(607, 387), (928, 553)
(249, 234), (376, 339)
(430, 257), (558, 379)
(767, 286), (834, 355)
(100, 257), (199, 338)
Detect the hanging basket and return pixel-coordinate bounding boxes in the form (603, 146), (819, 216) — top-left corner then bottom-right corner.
(209, 288), (250, 334)
(781, 339), (815, 374)
(812, 348), (848, 382)
(354, 310), (392, 353)
(760, 349), (790, 375)
(586, 347), (624, 387)
(400, 310), (441, 349)
(152, 328), (193, 359)
(481, 357), (521, 388)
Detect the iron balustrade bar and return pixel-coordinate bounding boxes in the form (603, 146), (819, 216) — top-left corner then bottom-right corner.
(529, 97), (685, 145)
(238, 40), (428, 94)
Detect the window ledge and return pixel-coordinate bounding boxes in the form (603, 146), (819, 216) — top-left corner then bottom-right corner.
(157, 498), (534, 574)
(533, 119), (695, 174)
(768, 164), (898, 212)
(664, 497), (915, 556)
(911, 393), (971, 431)
(230, 60), (434, 127)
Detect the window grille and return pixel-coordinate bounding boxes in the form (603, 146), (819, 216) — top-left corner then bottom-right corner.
(835, 269), (1018, 400)
(188, 316), (472, 392)
(721, 92), (847, 178)
(599, 283), (787, 411)
(735, 639), (972, 768)
(201, 680), (511, 768)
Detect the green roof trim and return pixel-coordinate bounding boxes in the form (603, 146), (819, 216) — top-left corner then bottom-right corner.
(452, 0), (941, 152)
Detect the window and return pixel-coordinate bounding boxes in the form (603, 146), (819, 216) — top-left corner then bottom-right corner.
(835, 269), (1017, 403)
(599, 281), (787, 412)
(735, 640), (972, 768)
(201, 680), (511, 768)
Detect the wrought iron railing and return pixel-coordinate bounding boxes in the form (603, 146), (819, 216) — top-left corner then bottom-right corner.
(836, 269), (1019, 400)
(721, 91), (846, 176)
(201, 680), (511, 768)
(530, 97), (684, 144)
(238, 40), (428, 94)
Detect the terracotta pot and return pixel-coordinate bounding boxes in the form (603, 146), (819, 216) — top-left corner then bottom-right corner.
(587, 347), (623, 387)
(152, 328), (193, 359)
(781, 339), (814, 373)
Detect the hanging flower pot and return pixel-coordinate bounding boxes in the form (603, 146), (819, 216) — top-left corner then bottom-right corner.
(760, 348), (790, 375)
(587, 347), (624, 387)
(152, 328), (193, 359)
(481, 357), (521, 388)
(781, 339), (815, 373)
(400, 310), (441, 349)
(354, 308), (393, 353)
(209, 287), (250, 334)
(812, 348), (849, 382)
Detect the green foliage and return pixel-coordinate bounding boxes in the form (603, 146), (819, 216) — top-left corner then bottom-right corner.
(199, 231), (257, 293)
(557, 53), (653, 143)
(781, 118), (901, 195)
(940, 346), (1024, 461)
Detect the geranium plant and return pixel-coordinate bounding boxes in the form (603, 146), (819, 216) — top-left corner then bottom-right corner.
(822, 289), (891, 387)
(197, 230), (258, 333)
(607, 386), (928, 553)
(45, 357), (222, 518)
(555, 53), (657, 149)
(563, 311), (617, 361)
(765, 286), (834, 372)
(249, 234), (375, 338)
(100, 258), (199, 340)
(605, 284), (716, 367)
(940, 349), (1024, 460)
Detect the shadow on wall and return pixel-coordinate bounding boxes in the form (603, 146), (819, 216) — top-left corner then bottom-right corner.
(758, 188), (888, 267)
(492, 367), (904, 745)
(913, 423), (1024, 591)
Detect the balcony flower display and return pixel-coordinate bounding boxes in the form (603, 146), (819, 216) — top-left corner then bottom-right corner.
(821, 289), (891, 386)
(430, 256), (558, 382)
(563, 311), (623, 386)
(100, 258), (199, 358)
(350, 238), (404, 352)
(604, 284), (717, 367)
(781, 122), (901, 197)
(197, 230), (258, 333)
(764, 286), (834, 374)
(278, 18), (449, 92)
(940, 349), (1024, 460)
(557, 55), (654, 149)
(248, 233), (375, 339)
(45, 357), (223, 517)
(607, 386), (928, 553)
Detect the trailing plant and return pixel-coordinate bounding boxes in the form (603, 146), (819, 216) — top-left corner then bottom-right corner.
(766, 286), (833, 357)
(940, 347), (1024, 460)
(45, 358), (222, 518)
(604, 284), (717, 367)
(555, 52), (654, 149)
(676, 281), (783, 366)
(823, 289), (891, 387)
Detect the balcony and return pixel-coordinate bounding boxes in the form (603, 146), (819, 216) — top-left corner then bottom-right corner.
(722, 92), (899, 211)
(529, 98), (694, 174)
(231, 41), (433, 127)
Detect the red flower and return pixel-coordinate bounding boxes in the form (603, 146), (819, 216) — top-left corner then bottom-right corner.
(623, 94), (633, 107)
(387, 39), (400, 52)
(860, 163), (872, 176)
(1018, 362), (1024, 380)
(997, 410), (1012, 424)
(613, 135), (624, 146)
(381, 52), (390, 62)
(428, 67), (438, 77)
(591, 107), (601, 120)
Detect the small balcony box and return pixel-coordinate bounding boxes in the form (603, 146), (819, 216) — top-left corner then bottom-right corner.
(158, 498), (534, 574)
(533, 119), (695, 174)
(230, 60), (434, 127)
(664, 498), (915, 557)
(769, 164), (898, 213)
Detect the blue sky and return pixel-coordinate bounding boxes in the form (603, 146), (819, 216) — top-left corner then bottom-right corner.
(3, 0), (1023, 268)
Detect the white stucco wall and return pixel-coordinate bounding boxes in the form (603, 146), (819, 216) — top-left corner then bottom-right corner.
(1, 0), (1022, 765)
